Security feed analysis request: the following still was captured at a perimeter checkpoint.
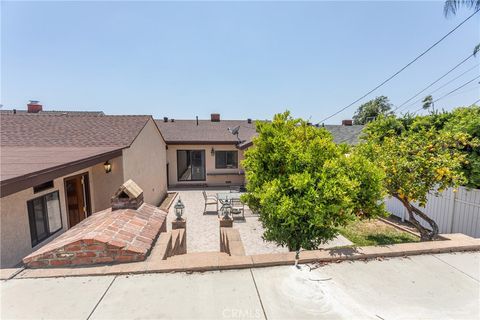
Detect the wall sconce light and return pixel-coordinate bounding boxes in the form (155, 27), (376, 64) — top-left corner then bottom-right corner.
(104, 161), (112, 173)
(211, 147), (215, 156)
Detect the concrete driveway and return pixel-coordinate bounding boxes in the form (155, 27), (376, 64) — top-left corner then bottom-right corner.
(1, 252), (478, 319)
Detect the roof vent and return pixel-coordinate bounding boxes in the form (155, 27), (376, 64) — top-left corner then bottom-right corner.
(163, 117), (168, 122)
(247, 118), (252, 124)
(170, 118), (175, 122)
(111, 179), (144, 210)
(211, 113), (220, 122)
(342, 120), (353, 126)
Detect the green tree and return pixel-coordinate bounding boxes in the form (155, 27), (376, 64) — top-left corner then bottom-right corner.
(241, 112), (385, 263)
(442, 106), (480, 188)
(422, 95), (435, 112)
(352, 96), (393, 125)
(360, 115), (469, 240)
(444, 0), (480, 56)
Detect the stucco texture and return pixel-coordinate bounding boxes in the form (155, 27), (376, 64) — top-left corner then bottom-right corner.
(166, 144), (245, 187)
(122, 119), (168, 206)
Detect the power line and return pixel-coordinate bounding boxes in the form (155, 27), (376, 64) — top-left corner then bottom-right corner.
(392, 53), (476, 113)
(398, 63), (479, 113)
(319, 8), (480, 123)
(413, 75), (480, 113)
(469, 98), (480, 106)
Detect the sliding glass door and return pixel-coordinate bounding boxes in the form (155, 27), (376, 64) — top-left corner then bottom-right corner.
(177, 150), (206, 181)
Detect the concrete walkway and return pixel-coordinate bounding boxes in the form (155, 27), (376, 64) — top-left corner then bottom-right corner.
(1, 252), (478, 319)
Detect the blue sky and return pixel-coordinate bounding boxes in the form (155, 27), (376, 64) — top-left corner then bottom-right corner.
(2, 1), (479, 124)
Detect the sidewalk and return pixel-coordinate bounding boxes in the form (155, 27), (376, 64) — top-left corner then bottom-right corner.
(1, 252), (478, 319)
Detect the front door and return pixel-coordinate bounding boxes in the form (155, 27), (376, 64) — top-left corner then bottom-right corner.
(65, 173), (91, 228)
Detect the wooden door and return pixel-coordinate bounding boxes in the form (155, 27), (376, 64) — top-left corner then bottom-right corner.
(65, 173), (90, 228)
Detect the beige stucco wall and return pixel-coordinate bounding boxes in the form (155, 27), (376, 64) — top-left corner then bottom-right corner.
(90, 156), (124, 212)
(166, 144), (246, 187)
(122, 119), (168, 206)
(0, 159), (126, 268)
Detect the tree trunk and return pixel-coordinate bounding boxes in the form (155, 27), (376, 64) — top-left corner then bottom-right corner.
(394, 195), (439, 241)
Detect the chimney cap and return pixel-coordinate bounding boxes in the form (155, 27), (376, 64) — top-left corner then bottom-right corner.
(111, 179), (144, 210)
(28, 100), (40, 104)
(211, 113), (220, 122)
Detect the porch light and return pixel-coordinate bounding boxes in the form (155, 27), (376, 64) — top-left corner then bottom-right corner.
(174, 198), (185, 220)
(211, 147), (215, 156)
(104, 161), (112, 173)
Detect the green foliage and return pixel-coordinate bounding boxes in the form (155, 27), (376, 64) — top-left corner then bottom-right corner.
(359, 107), (478, 239)
(241, 111), (385, 251)
(352, 96), (393, 125)
(442, 106), (480, 188)
(362, 107), (480, 188)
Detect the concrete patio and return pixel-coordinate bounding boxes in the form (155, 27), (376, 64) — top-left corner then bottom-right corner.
(166, 189), (352, 255)
(2, 252), (478, 319)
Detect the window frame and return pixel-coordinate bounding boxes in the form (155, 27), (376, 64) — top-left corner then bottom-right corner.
(215, 150), (239, 169)
(27, 191), (63, 247)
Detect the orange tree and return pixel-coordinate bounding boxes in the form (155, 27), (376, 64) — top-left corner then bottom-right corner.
(241, 112), (385, 261)
(359, 115), (470, 240)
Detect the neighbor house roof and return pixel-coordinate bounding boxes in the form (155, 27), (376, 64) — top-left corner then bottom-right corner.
(155, 119), (257, 145)
(155, 118), (364, 148)
(0, 113), (154, 197)
(0, 110), (105, 116)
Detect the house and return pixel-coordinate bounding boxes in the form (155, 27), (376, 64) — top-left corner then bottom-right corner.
(156, 113), (364, 188)
(0, 102), (168, 268)
(156, 114), (257, 188)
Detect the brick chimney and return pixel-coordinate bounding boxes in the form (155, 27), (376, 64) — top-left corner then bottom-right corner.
(111, 179), (144, 210)
(211, 113), (220, 122)
(342, 119), (353, 126)
(27, 100), (42, 113)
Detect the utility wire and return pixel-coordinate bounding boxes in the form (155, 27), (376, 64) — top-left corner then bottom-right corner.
(319, 8), (480, 123)
(398, 63), (479, 113)
(469, 98), (480, 106)
(392, 53), (476, 112)
(413, 75), (480, 113)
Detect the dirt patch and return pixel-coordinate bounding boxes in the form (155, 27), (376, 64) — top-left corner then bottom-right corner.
(339, 218), (419, 246)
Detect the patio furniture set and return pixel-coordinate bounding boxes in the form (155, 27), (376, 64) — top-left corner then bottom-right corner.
(202, 189), (245, 219)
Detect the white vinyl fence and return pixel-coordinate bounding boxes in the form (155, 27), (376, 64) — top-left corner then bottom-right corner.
(385, 186), (480, 238)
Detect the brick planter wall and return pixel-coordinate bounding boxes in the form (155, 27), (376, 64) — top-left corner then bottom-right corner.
(23, 203), (167, 268)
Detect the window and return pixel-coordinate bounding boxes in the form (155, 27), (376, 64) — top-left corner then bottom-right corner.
(215, 151), (238, 169)
(177, 150), (206, 181)
(27, 191), (62, 247)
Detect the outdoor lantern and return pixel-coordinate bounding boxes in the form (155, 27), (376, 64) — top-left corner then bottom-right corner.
(104, 161), (112, 173)
(174, 198), (185, 220)
(211, 147), (215, 156)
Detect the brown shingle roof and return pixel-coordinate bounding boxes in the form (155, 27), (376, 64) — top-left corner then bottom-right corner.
(0, 114), (154, 197)
(155, 118), (364, 147)
(1, 113), (152, 147)
(155, 119), (257, 144)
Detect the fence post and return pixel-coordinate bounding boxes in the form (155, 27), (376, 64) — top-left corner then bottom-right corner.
(448, 188), (457, 233)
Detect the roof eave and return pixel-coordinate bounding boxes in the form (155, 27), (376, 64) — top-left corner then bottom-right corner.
(0, 148), (124, 198)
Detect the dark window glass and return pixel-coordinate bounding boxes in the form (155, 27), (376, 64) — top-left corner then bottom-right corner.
(215, 151), (238, 169)
(27, 191), (62, 247)
(177, 150), (206, 181)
